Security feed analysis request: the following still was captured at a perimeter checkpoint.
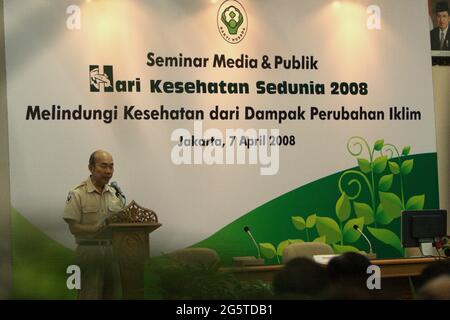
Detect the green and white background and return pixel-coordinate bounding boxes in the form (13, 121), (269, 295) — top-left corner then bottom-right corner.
(2, 0), (442, 298)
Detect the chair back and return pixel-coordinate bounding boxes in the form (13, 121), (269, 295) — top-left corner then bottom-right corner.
(166, 248), (220, 268)
(282, 242), (334, 263)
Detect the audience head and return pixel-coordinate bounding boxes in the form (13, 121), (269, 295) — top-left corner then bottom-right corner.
(272, 257), (329, 298)
(416, 275), (450, 300)
(323, 282), (376, 300)
(327, 252), (371, 285)
(324, 252), (383, 299)
(418, 259), (450, 290)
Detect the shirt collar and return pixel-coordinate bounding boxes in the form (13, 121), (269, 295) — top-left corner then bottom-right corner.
(86, 177), (113, 194)
(440, 26), (449, 35)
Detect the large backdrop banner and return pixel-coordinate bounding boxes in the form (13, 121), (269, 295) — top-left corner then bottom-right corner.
(4, 0), (439, 293)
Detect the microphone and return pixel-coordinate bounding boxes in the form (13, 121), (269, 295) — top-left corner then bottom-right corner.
(110, 181), (126, 204)
(244, 226), (261, 259)
(353, 225), (373, 255)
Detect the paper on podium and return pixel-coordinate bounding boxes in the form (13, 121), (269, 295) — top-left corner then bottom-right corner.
(313, 254), (340, 265)
(313, 252), (376, 265)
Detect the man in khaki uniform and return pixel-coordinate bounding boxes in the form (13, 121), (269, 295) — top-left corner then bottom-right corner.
(63, 150), (125, 299)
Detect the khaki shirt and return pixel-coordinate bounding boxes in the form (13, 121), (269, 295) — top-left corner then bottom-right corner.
(63, 177), (124, 240)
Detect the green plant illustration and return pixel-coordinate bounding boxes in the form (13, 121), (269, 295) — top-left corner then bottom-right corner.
(340, 136), (425, 255)
(257, 136), (427, 263)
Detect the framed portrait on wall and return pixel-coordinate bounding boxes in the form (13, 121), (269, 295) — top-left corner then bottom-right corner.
(429, 0), (450, 64)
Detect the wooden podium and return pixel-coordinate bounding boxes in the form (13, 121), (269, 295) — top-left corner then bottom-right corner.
(95, 200), (161, 299)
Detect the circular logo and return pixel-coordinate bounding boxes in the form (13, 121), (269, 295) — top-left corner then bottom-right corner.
(217, 0), (248, 44)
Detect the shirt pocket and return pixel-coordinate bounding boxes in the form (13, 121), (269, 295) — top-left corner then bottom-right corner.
(81, 205), (99, 224)
(108, 198), (123, 214)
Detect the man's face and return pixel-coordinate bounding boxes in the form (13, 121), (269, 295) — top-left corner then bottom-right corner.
(437, 11), (449, 30)
(89, 152), (114, 187)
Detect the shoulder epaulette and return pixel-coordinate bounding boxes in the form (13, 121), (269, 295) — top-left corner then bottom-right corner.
(73, 181), (87, 191)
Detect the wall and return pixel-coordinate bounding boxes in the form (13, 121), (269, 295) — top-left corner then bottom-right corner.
(432, 66), (450, 232)
(0, 0), (13, 300)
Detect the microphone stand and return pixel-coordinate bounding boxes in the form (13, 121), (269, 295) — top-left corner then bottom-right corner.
(354, 225), (376, 259)
(232, 227), (265, 266)
(246, 230), (262, 259)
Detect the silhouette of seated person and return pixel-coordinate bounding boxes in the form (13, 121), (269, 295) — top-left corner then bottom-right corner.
(416, 275), (450, 300)
(272, 257), (329, 299)
(416, 259), (450, 293)
(324, 252), (382, 299)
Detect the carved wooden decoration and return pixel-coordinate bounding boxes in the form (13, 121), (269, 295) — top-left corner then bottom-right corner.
(94, 200), (161, 299)
(108, 200), (158, 224)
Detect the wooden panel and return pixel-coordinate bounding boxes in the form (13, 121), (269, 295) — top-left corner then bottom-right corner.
(371, 258), (437, 278)
(112, 231), (149, 299)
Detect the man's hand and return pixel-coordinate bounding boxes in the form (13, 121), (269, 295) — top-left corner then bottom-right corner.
(68, 221), (104, 236)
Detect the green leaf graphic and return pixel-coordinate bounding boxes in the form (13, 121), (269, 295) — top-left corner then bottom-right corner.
(332, 244), (361, 254)
(357, 158), (372, 174)
(367, 227), (403, 254)
(313, 236), (326, 243)
(306, 214), (317, 229)
(378, 174), (394, 192)
(406, 195), (425, 210)
(336, 193), (351, 222)
(277, 240), (291, 256)
(353, 202), (374, 225)
(374, 139), (384, 151)
(402, 146), (411, 156)
(291, 216), (306, 231)
(375, 204), (394, 225)
(316, 217), (342, 244)
(379, 192), (402, 219)
(259, 243), (277, 259)
(343, 217), (365, 243)
(372, 156), (388, 174)
(401, 159), (414, 175)
(388, 161), (400, 175)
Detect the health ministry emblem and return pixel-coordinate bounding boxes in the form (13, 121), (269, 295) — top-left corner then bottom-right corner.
(217, 0), (248, 44)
